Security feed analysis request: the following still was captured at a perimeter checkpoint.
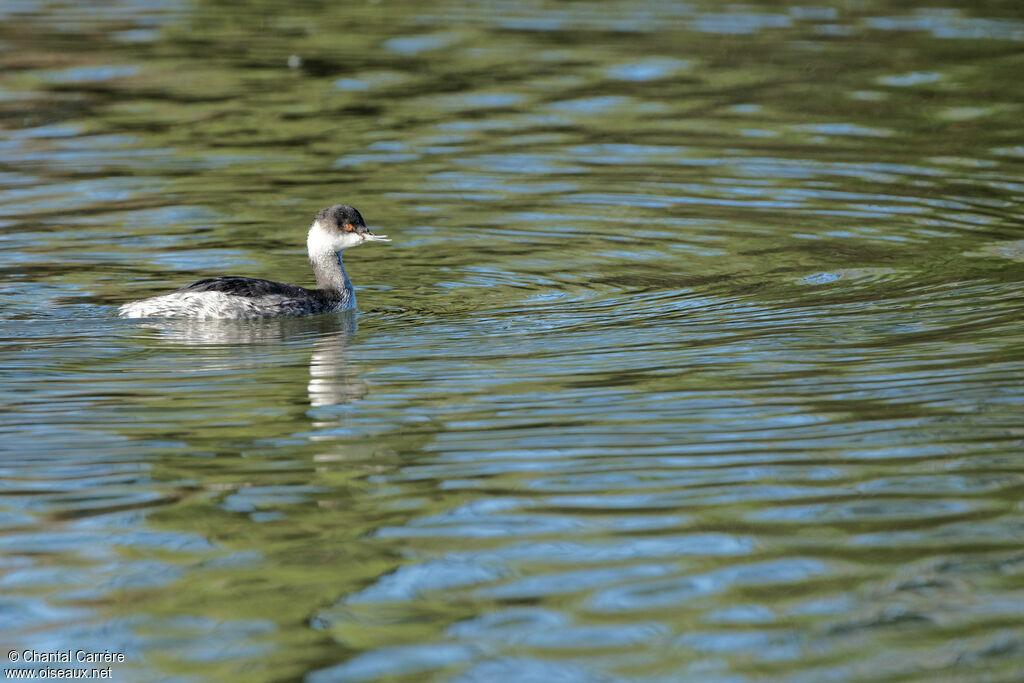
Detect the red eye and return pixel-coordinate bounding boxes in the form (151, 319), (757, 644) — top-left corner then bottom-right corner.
(343, 223), (354, 232)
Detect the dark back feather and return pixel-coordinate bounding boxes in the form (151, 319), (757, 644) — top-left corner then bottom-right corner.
(177, 277), (312, 299)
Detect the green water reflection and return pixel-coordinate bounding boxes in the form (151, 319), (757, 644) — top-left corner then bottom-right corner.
(2, 1), (1024, 681)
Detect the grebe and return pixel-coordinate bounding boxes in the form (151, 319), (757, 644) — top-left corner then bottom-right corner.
(118, 204), (389, 319)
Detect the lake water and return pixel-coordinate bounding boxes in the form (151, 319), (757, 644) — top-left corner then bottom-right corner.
(2, 1), (1024, 680)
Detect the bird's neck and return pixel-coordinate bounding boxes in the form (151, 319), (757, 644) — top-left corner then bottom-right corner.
(309, 246), (354, 303)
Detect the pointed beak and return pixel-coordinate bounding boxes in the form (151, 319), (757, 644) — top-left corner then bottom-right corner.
(361, 230), (391, 243)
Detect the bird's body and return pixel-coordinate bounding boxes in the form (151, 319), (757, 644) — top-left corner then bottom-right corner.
(118, 278), (347, 319)
(118, 205), (388, 320)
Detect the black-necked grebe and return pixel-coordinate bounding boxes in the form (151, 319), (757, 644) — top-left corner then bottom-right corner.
(118, 204), (389, 319)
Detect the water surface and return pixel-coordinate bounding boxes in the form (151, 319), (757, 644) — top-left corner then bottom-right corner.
(2, 1), (1024, 681)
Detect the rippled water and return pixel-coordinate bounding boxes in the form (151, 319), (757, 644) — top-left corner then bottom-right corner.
(3, 1), (1024, 680)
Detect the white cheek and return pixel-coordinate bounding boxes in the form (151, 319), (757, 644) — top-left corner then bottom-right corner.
(335, 231), (363, 250)
(308, 221), (363, 253)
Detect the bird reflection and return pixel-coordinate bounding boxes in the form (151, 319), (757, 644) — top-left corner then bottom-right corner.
(308, 328), (366, 409)
(134, 313), (366, 411)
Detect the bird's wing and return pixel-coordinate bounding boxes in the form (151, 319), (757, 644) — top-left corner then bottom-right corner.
(176, 277), (310, 298)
